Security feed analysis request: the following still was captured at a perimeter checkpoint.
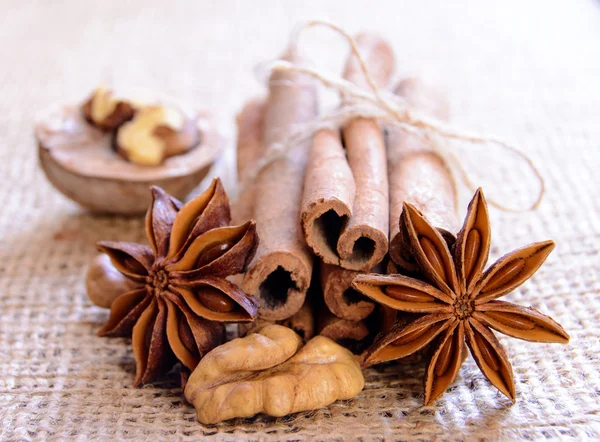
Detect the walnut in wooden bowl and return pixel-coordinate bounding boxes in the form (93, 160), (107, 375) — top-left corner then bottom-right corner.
(35, 87), (223, 215)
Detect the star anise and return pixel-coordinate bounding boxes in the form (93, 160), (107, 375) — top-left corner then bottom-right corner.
(353, 189), (569, 404)
(97, 178), (260, 387)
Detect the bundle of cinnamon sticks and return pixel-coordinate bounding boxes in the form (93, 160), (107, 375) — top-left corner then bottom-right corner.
(234, 32), (458, 354)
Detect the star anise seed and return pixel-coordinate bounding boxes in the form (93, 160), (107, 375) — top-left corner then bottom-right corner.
(353, 189), (569, 405)
(96, 178), (260, 387)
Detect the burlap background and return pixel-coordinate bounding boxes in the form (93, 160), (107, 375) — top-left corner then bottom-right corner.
(1, 0), (599, 440)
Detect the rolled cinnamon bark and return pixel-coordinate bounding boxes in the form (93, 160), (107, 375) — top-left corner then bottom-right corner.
(238, 297), (315, 340)
(232, 98), (266, 224)
(281, 296), (315, 341)
(236, 98), (266, 180)
(321, 261), (375, 321)
(301, 33), (392, 272)
(317, 309), (370, 353)
(301, 129), (355, 263)
(242, 48), (318, 321)
(387, 78), (458, 272)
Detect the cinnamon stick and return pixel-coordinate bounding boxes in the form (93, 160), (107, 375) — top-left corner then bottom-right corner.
(238, 285), (316, 340)
(317, 309), (370, 353)
(280, 296), (315, 341)
(232, 98), (266, 224)
(387, 78), (458, 272)
(236, 98), (266, 181)
(302, 128), (355, 261)
(321, 261), (374, 321)
(301, 33), (393, 271)
(242, 48), (318, 320)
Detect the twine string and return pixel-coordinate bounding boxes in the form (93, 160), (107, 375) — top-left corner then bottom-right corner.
(242, 19), (545, 212)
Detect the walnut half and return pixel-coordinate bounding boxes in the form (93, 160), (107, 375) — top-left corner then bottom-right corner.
(184, 324), (364, 424)
(115, 105), (199, 166)
(82, 86), (136, 131)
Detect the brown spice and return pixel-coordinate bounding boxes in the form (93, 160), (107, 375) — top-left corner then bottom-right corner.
(242, 48), (318, 321)
(387, 78), (459, 272)
(86, 254), (140, 308)
(317, 308), (370, 354)
(321, 261), (375, 321)
(281, 296), (316, 341)
(301, 33), (392, 271)
(232, 98), (266, 224)
(353, 189), (569, 404)
(95, 179), (259, 386)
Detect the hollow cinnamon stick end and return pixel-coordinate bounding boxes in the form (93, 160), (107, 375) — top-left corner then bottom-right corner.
(338, 226), (388, 271)
(301, 128), (355, 266)
(321, 262), (375, 321)
(242, 252), (311, 321)
(301, 198), (352, 266)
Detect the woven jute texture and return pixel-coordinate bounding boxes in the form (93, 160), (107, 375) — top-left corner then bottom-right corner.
(1, 0), (599, 440)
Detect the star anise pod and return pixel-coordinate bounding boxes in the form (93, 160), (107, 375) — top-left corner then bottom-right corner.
(97, 178), (260, 387)
(353, 189), (569, 404)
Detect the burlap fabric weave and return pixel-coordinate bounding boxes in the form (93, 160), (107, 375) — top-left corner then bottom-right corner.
(1, 0), (599, 440)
